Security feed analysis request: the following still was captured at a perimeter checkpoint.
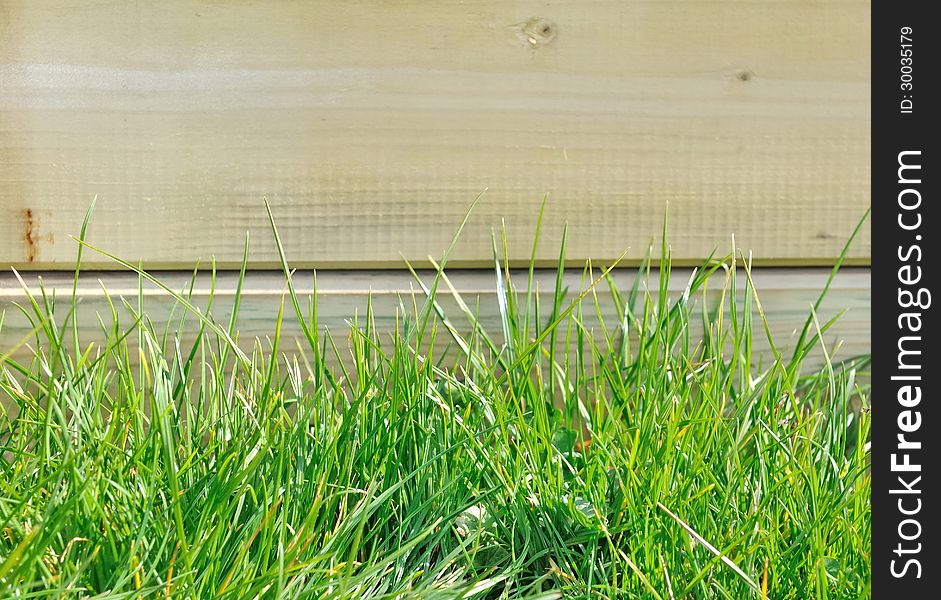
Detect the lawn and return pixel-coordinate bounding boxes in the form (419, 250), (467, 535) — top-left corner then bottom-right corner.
(0, 205), (871, 598)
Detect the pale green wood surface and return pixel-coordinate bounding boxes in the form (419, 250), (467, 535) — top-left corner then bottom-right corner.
(1, 269), (871, 366)
(1, 0), (870, 269)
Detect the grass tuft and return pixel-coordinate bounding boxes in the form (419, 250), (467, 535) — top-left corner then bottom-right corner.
(1, 208), (870, 598)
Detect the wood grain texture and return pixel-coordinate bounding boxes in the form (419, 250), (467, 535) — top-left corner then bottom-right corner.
(1, 269), (871, 368)
(0, 0), (870, 269)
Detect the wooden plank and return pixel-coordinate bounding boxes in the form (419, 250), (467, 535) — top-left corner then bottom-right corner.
(1, 268), (871, 367)
(0, 0), (870, 269)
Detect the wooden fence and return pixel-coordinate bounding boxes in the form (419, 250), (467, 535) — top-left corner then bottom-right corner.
(0, 0), (871, 362)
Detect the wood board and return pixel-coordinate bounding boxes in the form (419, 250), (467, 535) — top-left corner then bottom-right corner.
(1, 0), (871, 269)
(1, 268), (872, 368)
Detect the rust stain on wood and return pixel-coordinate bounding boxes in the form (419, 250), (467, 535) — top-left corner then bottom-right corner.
(22, 209), (37, 262)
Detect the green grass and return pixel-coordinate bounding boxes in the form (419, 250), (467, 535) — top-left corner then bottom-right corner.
(0, 204), (870, 598)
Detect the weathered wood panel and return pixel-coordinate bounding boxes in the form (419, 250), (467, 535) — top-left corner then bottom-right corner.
(1, 269), (871, 367)
(0, 0), (870, 269)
